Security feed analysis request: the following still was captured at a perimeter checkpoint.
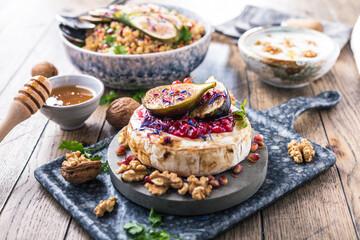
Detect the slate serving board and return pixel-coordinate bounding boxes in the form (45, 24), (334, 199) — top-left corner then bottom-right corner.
(34, 91), (341, 240)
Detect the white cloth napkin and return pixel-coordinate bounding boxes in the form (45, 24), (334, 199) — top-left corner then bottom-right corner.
(351, 16), (360, 74)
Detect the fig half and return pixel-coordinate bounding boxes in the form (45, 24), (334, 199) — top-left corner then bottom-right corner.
(142, 82), (216, 118)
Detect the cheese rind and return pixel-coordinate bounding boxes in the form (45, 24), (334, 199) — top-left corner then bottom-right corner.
(121, 105), (251, 177)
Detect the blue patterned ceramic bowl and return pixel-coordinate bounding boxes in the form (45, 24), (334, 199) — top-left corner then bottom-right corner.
(61, 5), (213, 90)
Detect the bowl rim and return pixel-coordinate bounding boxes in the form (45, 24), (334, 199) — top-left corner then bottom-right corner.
(238, 26), (340, 64)
(60, 2), (214, 58)
(42, 74), (104, 109)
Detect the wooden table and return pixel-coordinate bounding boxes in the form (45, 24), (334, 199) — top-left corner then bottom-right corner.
(1, 0), (359, 239)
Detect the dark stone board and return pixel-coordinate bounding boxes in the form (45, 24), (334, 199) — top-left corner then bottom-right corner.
(34, 91), (341, 240)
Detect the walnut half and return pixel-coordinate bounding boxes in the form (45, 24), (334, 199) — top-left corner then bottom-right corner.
(60, 151), (101, 184)
(187, 175), (212, 200)
(287, 138), (315, 163)
(145, 170), (184, 196)
(116, 160), (148, 182)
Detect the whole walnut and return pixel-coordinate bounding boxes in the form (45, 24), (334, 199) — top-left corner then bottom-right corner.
(106, 97), (140, 129)
(31, 61), (58, 78)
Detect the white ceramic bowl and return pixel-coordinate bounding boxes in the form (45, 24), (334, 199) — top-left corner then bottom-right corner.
(40, 75), (104, 130)
(61, 3), (213, 90)
(238, 26), (340, 88)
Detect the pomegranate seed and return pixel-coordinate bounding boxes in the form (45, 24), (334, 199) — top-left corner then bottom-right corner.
(144, 176), (152, 184)
(207, 175), (215, 181)
(213, 126), (222, 133)
(209, 179), (220, 189)
(254, 134), (264, 143)
(251, 143), (259, 152)
(258, 141), (265, 148)
(218, 175), (228, 185)
(119, 160), (129, 165)
(223, 124), (233, 132)
(233, 164), (243, 174)
(183, 77), (192, 83)
(187, 128), (198, 138)
(172, 80), (182, 84)
(125, 155), (136, 163)
(249, 153), (260, 162)
(220, 118), (230, 124)
(115, 146), (126, 155)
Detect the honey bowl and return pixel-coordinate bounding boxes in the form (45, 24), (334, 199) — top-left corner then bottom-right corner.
(40, 74), (104, 130)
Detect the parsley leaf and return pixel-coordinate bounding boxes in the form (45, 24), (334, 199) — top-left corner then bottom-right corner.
(148, 209), (162, 227)
(123, 222), (144, 236)
(100, 160), (109, 174)
(123, 209), (183, 240)
(59, 140), (109, 174)
(104, 35), (117, 46)
(113, 45), (128, 55)
(174, 26), (192, 45)
(232, 99), (248, 128)
(132, 89), (147, 103)
(59, 140), (84, 152)
(100, 91), (118, 106)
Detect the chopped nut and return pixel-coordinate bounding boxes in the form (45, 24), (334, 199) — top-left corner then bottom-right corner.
(263, 43), (282, 55)
(116, 160), (148, 182)
(94, 197), (117, 217)
(187, 175), (212, 200)
(177, 182), (189, 195)
(287, 139), (315, 163)
(303, 50), (317, 58)
(145, 170), (184, 196)
(117, 126), (129, 148)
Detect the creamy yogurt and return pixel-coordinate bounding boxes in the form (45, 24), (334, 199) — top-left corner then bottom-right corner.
(249, 31), (329, 61)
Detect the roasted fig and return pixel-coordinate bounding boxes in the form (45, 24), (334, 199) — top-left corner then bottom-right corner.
(189, 76), (231, 119)
(116, 13), (179, 42)
(142, 82), (216, 118)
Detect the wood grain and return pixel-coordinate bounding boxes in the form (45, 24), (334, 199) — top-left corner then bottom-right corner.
(0, 0), (359, 239)
(0, 21), (77, 211)
(0, 106), (108, 239)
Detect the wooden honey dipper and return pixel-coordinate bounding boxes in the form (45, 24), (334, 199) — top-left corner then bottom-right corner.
(0, 75), (52, 142)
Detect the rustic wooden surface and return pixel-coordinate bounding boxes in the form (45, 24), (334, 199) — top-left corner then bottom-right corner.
(0, 0), (359, 239)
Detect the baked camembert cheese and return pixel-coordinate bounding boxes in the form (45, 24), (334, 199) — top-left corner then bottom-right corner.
(118, 76), (251, 177)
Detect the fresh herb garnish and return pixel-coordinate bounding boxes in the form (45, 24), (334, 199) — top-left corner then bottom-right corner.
(132, 89), (147, 103)
(104, 35), (117, 46)
(99, 91), (118, 106)
(123, 209), (182, 240)
(59, 140), (109, 174)
(113, 45), (128, 55)
(232, 99), (248, 128)
(174, 26), (192, 45)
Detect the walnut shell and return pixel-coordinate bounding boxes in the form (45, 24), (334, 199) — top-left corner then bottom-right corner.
(60, 161), (101, 184)
(106, 97), (140, 130)
(31, 61), (58, 78)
